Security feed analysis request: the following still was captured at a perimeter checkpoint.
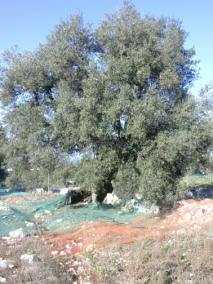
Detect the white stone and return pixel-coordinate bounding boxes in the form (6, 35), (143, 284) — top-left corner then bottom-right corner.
(183, 213), (191, 222)
(0, 277), (6, 283)
(1, 236), (10, 241)
(59, 188), (72, 195)
(34, 213), (43, 219)
(0, 259), (7, 268)
(9, 228), (24, 239)
(73, 260), (81, 266)
(103, 193), (121, 205)
(25, 222), (34, 227)
(34, 188), (44, 194)
(20, 254), (35, 264)
(77, 266), (84, 274)
(86, 244), (94, 252)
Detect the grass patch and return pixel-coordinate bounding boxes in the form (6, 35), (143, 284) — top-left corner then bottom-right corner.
(179, 176), (213, 189)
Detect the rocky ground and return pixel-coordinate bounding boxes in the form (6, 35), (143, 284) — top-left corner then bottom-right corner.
(1, 184), (213, 283)
(1, 224), (213, 284)
(0, 234), (73, 284)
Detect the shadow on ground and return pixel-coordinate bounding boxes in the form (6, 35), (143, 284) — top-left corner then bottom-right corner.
(185, 184), (213, 199)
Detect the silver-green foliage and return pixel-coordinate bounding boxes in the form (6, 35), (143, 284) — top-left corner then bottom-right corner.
(0, 2), (212, 204)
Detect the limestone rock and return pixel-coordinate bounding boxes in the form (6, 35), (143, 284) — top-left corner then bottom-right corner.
(9, 228), (24, 239)
(0, 258), (7, 269)
(0, 277), (6, 283)
(103, 193), (121, 205)
(20, 254), (36, 264)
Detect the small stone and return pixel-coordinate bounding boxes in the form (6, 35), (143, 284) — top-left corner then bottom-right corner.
(86, 244), (94, 252)
(20, 254), (35, 264)
(0, 259), (7, 268)
(9, 228), (24, 239)
(0, 277), (6, 283)
(68, 267), (75, 273)
(73, 260), (81, 266)
(183, 213), (191, 222)
(77, 266), (84, 274)
(25, 222), (34, 227)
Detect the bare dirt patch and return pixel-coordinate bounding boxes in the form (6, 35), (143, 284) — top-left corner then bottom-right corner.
(2, 193), (58, 204)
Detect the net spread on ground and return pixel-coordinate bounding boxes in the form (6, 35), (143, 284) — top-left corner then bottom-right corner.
(0, 187), (150, 236)
(0, 174), (213, 256)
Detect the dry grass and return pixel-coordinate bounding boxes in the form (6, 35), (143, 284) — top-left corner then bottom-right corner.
(84, 223), (213, 284)
(1, 227), (213, 284)
(0, 235), (74, 284)
(1, 180), (213, 283)
(1, 221), (213, 284)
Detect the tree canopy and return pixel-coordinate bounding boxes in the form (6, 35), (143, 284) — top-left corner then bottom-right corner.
(0, 2), (212, 206)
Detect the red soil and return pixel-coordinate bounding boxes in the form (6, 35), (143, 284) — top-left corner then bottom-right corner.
(42, 199), (213, 257)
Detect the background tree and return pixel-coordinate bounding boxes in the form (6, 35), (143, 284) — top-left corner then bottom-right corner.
(0, 15), (92, 190)
(0, 124), (7, 185)
(193, 83), (213, 174)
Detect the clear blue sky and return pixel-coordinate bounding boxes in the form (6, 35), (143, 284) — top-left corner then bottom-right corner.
(0, 0), (213, 96)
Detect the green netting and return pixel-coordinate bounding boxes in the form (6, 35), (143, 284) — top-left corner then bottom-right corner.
(0, 193), (67, 235)
(0, 190), (153, 236)
(0, 186), (8, 192)
(1, 174), (213, 236)
(181, 174), (213, 180)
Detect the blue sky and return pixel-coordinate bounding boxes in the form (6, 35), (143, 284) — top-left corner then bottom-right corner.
(0, 0), (213, 97)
